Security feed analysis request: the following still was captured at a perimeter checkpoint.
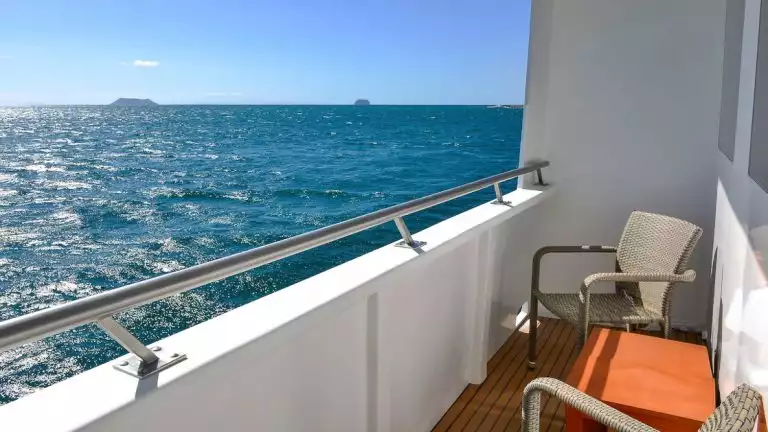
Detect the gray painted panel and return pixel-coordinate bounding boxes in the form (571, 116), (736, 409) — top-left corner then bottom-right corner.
(719, 0), (745, 161)
(751, 0), (768, 190)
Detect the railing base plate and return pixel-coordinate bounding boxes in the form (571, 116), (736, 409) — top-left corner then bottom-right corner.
(395, 240), (427, 249)
(113, 351), (187, 379)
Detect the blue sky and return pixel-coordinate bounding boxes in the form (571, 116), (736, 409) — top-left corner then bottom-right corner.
(0, 0), (531, 105)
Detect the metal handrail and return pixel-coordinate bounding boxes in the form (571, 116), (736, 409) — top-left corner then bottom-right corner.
(0, 160), (548, 377)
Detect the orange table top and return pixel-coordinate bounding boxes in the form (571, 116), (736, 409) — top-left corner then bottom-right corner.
(566, 328), (715, 424)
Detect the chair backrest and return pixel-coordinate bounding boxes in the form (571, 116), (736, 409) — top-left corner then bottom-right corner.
(699, 384), (761, 432)
(616, 211), (703, 315)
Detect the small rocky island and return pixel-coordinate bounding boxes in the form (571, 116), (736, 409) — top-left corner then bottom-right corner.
(353, 99), (371, 106)
(109, 98), (159, 107)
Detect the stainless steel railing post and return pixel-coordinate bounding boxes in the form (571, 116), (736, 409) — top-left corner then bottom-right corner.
(493, 182), (506, 204)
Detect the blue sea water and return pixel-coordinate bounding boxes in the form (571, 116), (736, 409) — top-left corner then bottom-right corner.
(0, 105), (521, 403)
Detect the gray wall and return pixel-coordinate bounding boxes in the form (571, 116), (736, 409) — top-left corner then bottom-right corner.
(719, 0), (745, 161)
(750, 0), (768, 191)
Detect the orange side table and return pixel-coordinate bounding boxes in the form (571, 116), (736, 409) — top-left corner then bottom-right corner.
(565, 328), (715, 431)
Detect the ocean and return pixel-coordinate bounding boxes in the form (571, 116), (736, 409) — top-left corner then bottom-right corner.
(0, 105), (522, 403)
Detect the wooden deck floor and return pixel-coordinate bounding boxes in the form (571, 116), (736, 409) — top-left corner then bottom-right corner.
(432, 318), (703, 432)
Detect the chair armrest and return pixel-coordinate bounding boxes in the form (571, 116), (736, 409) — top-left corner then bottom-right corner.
(579, 269), (696, 301)
(522, 378), (658, 432)
(535, 245), (618, 258)
(584, 269), (696, 287)
(532, 246), (617, 294)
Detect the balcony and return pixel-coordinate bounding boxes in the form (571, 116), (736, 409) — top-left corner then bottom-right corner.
(0, 160), (714, 431)
(0, 0), (766, 429)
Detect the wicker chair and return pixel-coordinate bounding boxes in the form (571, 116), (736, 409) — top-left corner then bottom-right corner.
(522, 378), (761, 432)
(528, 211), (703, 367)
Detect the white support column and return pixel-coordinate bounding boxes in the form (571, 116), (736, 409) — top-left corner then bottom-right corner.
(465, 231), (493, 384)
(367, 293), (391, 432)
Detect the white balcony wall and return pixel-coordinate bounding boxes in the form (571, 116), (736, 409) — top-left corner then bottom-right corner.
(711, 0), (768, 406)
(517, 0), (727, 329)
(0, 186), (551, 432)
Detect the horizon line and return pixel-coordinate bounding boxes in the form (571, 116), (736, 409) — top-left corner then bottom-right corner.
(1, 103), (526, 108)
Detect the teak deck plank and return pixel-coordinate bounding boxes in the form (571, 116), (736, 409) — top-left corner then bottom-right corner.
(432, 319), (704, 432)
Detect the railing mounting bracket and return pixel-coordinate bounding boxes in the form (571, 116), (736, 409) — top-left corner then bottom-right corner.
(395, 239), (427, 249)
(98, 317), (187, 379)
(113, 350), (188, 379)
(393, 217), (426, 250)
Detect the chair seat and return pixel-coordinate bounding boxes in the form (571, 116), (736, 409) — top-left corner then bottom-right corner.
(535, 292), (662, 325)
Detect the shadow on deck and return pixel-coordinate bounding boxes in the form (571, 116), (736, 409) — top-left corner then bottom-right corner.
(433, 317), (703, 432)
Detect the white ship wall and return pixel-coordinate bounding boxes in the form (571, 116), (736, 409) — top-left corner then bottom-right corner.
(711, 0), (768, 407)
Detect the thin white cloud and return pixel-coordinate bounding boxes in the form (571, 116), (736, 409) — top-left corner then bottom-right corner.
(230, 92), (243, 97)
(132, 59), (160, 68)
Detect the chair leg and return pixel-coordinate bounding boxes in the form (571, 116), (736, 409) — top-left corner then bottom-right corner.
(528, 294), (538, 369)
(662, 317), (671, 339)
(576, 322), (588, 351)
(576, 303), (589, 351)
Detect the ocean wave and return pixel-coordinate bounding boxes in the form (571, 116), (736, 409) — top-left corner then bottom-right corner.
(88, 164), (119, 172)
(0, 228), (41, 246)
(151, 261), (185, 273)
(34, 245), (64, 251)
(208, 216), (235, 225)
(0, 174), (18, 184)
(147, 186), (260, 203)
(50, 210), (83, 226)
(37, 281), (80, 297)
(122, 207), (158, 223)
(38, 181), (91, 190)
(141, 147), (165, 155)
(31, 196), (66, 204)
(23, 164), (66, 173)
(194, 236), (218, 247)
(172, 203), (202, 216)
(275, 188), (359, 199)
(223, 191), (249, 201)
(155, 238), (179, 252)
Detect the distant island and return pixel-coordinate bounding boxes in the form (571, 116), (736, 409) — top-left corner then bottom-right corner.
(487, 104), (524, 109)
(354, 99), (371, 106)
(109, 98), (159, 107)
